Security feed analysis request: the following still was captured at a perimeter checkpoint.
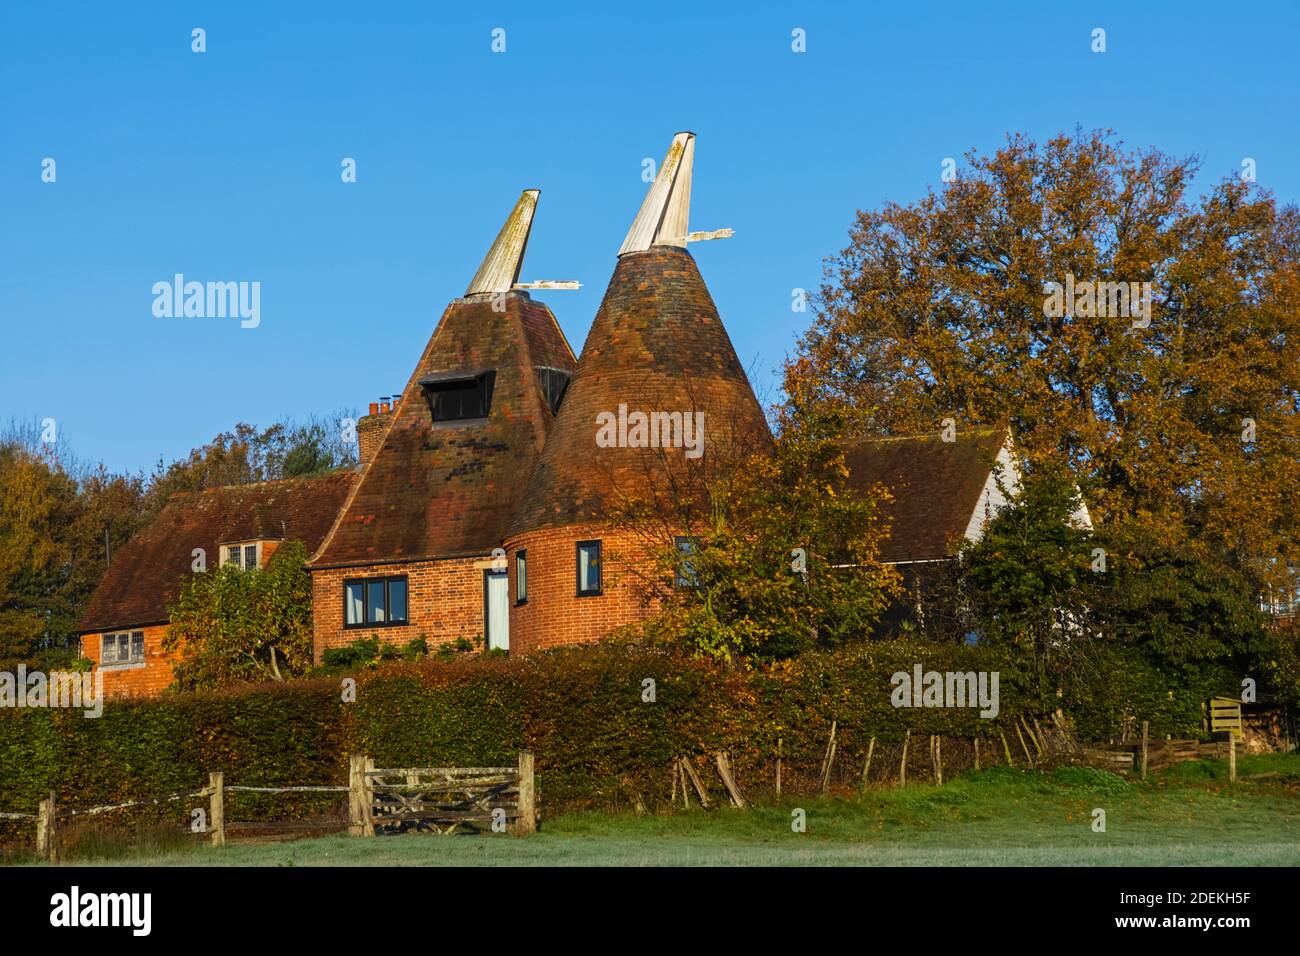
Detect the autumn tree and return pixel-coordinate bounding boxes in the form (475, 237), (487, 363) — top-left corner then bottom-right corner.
(0, 443), (79, 666)
(0, 436), (145, 667)
(143, 412), (358, 517)
(163, 540), (315, 690)
(793, 129), (1300, 596)
(614, 381), (898, 664)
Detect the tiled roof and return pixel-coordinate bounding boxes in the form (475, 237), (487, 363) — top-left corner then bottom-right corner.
(312, 291), (575, 566)
(841, 429), (1010, 563)
(508, 246), (772, 535)
(78, 471), (357, 633)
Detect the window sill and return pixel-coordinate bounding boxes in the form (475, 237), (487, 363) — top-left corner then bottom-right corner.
(575, 591), (603, 599)
(429, 417), (490, 429)
(99, 661), (146, 672)
(343, 621), (411, 630)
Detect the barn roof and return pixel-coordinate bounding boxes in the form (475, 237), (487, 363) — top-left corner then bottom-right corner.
(842, 429), (1011, 563)
(78, 471), (357, 633)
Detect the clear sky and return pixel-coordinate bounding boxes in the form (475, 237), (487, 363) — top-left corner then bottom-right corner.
(2, 0), (1296, 475)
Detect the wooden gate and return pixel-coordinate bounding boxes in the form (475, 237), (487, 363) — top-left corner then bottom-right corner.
(349, 751), (536, 836)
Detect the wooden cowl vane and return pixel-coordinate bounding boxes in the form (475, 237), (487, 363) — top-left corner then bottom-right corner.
(509, 133), (770, 538)
(312, 190), (578, 567)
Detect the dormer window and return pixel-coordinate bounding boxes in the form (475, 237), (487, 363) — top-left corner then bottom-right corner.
(421, 371), (496, 423)
(220, 540), (266, 570)
(536, 367), (571, 416)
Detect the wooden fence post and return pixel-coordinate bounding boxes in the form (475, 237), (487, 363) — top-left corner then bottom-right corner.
(1015, 722), (1033, 765)
(1228, 732), (1237, 783)
(899, 729), (910, 785)
(348, 753), (374, 837)
(775, 738), (782, 797)
(514, 750), (536, 834)
(974, 737), (981, 771)
(715, 752), (747, 809)
(819, 721), (837, 794)
(36, 791), (56, 862)
(348, 753), (362, 835)
(934, 736), (943, 786)
(681, 756), (712, 809)
(209, 772), (225, 847)
(1140, 721), (1149, 781)
(362, 757), (375, 836)
(860, 737), (876, 791)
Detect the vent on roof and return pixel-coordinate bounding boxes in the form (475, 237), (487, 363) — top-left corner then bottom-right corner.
(420, 371), (496, 423)
(535, 367), (570, 416)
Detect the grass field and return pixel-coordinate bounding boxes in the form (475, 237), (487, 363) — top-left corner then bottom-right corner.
(23, 754), (1300, 867)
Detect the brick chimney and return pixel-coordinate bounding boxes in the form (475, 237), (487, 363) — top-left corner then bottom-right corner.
(356, 400), (392, 468)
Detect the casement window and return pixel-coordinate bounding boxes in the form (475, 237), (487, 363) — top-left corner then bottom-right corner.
(535, 367), (571, 416)
(420, 371), (496, 423)
(515, 550), (528, 604)
(344, 576), (409, 628)
(673, 536), (699, 589)
(576, 540), (602, 597)
(220, 541), (264, 570)
(102, 631), (145, 665)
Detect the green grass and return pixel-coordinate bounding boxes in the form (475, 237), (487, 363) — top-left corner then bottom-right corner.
(22, 754), (1300, 867)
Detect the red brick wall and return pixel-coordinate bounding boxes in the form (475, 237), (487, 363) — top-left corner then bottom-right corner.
(505, 525), (662, 655)
(311, 556), (488, 662)
(81, 624), (176, 699)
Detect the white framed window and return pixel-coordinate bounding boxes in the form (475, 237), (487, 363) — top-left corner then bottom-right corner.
(102, 631), (145, 665)
(220, 541), (265, 570)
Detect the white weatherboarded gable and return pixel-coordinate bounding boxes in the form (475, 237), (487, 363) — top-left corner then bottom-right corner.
(962, 434), (1093, 545)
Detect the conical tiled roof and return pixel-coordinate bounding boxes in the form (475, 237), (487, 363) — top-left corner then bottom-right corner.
(508, 244), (770, 534)
(313, 192), (576, 566)
(509, 134), (768, 535)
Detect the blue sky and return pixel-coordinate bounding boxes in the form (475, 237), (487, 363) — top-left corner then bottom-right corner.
(2, 0), (1296, 475)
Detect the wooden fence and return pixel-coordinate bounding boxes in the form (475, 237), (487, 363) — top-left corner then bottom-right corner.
(7, 750), (537, 861)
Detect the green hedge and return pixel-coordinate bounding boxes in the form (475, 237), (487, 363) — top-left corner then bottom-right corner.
(0, 639), (1234, 838)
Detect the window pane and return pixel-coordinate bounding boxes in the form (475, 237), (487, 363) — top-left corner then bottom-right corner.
(516, 552), (527, 602)
(102, 634), (116, 664)
(366, 580), (386, 623)
(245, 544), (258, 569)
(578, 542), (601, 593)
(227, 546), (241, 568)
(388, 578), (408, 622)
(117, 634), (130, 661)
(345, 582), (364, 626)
(674, 537), (698, 588)
(131, 632), (145, 661)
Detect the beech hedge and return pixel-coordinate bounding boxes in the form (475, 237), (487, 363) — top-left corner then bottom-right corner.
(0, 640), (1232, 837)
